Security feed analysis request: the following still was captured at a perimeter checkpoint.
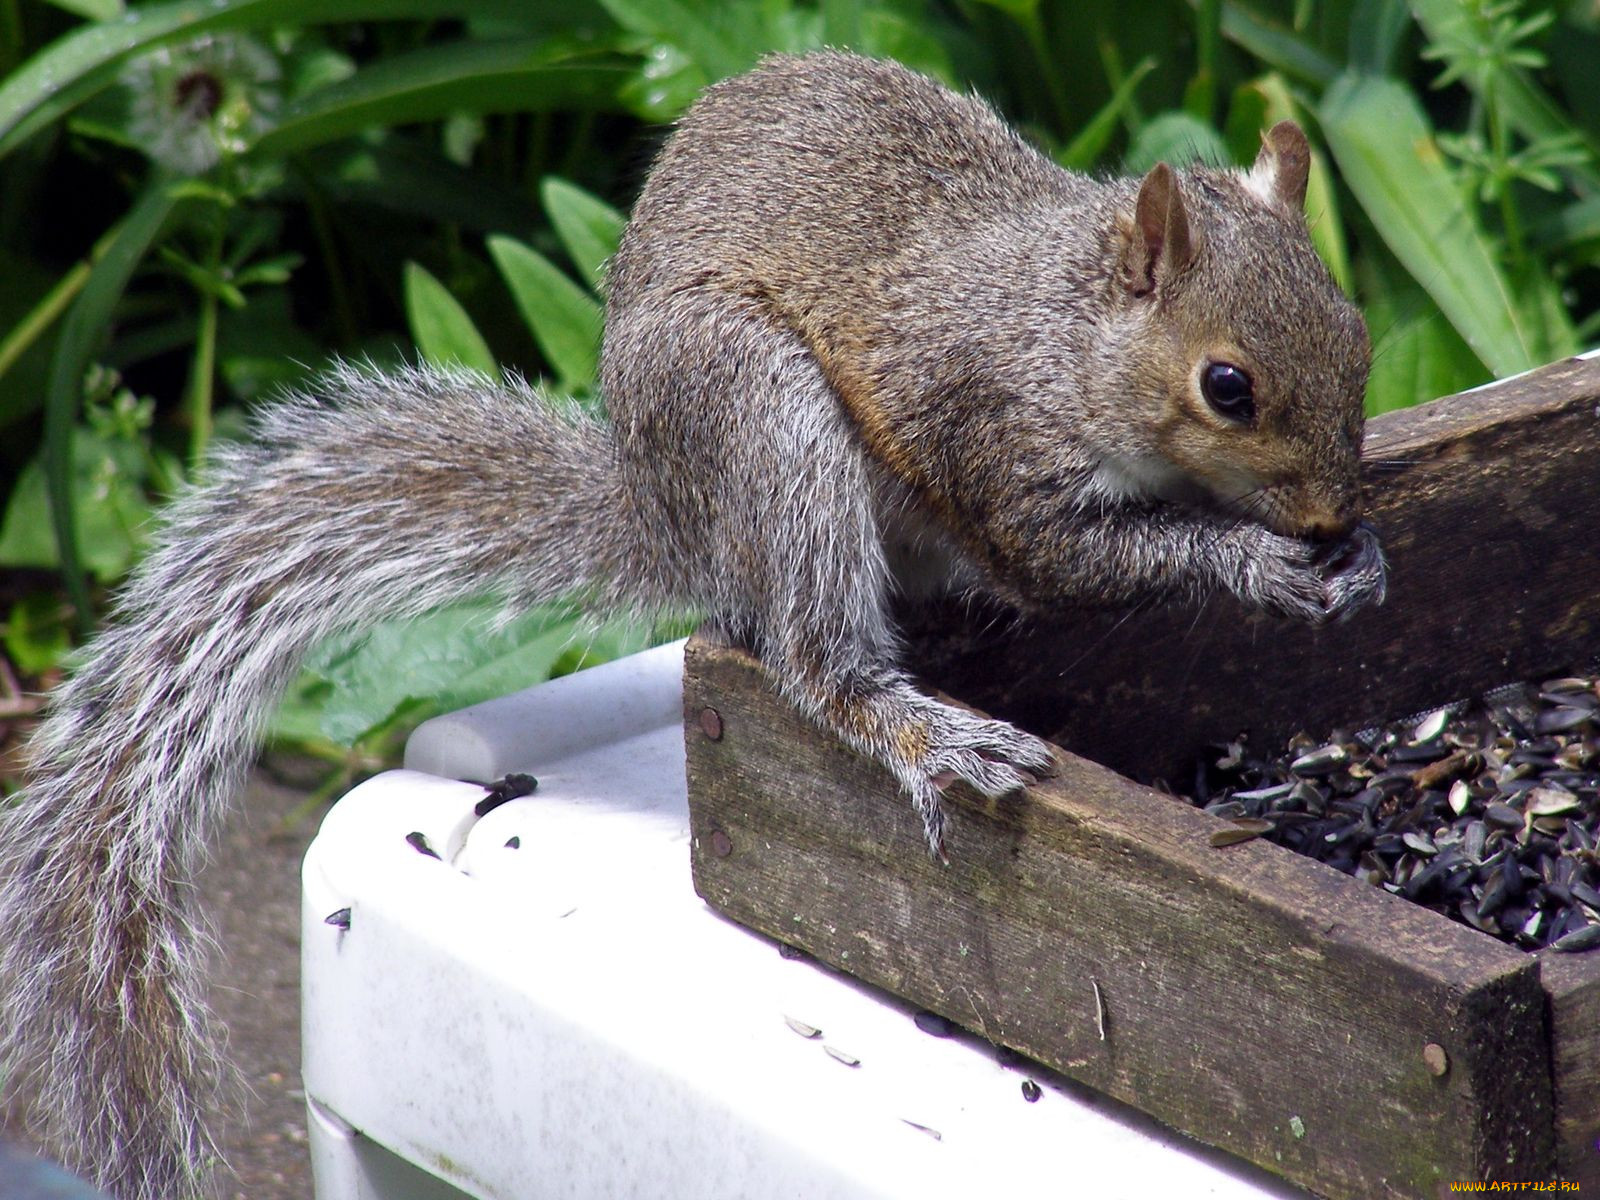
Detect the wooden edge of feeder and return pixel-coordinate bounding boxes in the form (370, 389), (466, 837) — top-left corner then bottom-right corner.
(1363, 350), (1600, 458)
(1537, 952), (1600, 1185)
(682, 638), (1555, 1199)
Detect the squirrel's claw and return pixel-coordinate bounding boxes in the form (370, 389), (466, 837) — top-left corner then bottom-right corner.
(1319, 521), (1388, 619)
(903, 709), (1057, 858)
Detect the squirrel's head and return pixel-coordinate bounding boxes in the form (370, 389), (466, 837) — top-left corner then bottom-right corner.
(1102, 122), (1369, 543)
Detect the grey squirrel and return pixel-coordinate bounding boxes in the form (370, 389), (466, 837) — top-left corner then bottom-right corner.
(0, 51), (1385, 1200)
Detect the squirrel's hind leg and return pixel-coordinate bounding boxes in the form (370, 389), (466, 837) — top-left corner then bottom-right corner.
(605, 297), (1056, 855)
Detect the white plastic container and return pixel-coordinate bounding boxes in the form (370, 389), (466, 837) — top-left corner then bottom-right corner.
(301, 640), (1302, 1199)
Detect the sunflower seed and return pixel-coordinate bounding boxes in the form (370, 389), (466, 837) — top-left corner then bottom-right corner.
(1550, 923), (1600, 953)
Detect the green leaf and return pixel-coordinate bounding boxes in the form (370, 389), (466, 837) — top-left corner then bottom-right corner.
(615, 40), (708, 123)
(1320, 73), (1537, 377)
(594, 0), (749, 80)
(1055, 57), (1157, 171)
(281, 600), (658, 746)
(0, 431), (155, 583)
(1216, 2), (1339, 88)
(1187, 0), (1221, 121)
(1347, 0), (1410, 77)
(1512, 262), (1580, 363)
(820, 0), (862, 47)
(0, 256), (91, 414)
(853, 8), (957, 85)
(1221, 80), (1269, 166)
(216, 289), (328, 402)
(304, 138), (538, 236)
(487, 234), (602, 391)
(967, 0), (1041, 18)
(1359, 251), (1488, 415)
(1534, 194), (1600, 252)
(0, 0), (540, 160)
(42, 0), (125, 20)
(403, 262), (500, 381)
(541, 177), (625, 291)
(3, 593), (73, 676)
(1123, 111), (1231, 173)
(250, 40), (631, 159)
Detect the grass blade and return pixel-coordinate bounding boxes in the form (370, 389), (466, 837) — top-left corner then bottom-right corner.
(1055, 57), (1157, 171)
(1360, 251), (1488, 415)
(1215, 2), (1338, 88)
(42, 0), (125, 20)
(251, 40), (630, 159)
(303, 139), (537, 236)
(1247, 72), (1351, 294)
(44, 179), (186, 631)
(1347, 0), (1409, 77)
(1320, 73), (1536, 377)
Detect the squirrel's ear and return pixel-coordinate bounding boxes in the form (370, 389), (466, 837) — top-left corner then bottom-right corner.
(1123, 161), (1194, 298)
(1248, 120), (1311, 216)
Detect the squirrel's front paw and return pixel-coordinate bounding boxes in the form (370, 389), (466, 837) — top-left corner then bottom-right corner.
(1316, 520), (1387, 618)
(1236, 529), (1328, 624)
(893, 703), (1058, 859)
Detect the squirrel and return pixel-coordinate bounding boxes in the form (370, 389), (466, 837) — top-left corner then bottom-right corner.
(0, 50), (1385, 1200)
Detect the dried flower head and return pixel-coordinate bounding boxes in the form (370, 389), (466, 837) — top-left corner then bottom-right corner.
(121, 35), (281, 175)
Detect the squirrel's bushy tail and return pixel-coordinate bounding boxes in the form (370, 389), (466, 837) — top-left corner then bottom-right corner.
(0, 363), (649, 1200)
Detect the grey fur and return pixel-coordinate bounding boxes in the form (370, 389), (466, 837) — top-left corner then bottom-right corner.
(0, 52), (1383, 1199)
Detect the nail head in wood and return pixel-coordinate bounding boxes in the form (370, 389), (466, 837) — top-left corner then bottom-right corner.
(699, 706), (723, 740)
(1423, 1042), (1450, 1078)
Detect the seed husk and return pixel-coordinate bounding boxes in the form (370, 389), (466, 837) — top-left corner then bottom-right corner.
(1484, 803), (1525, 831)
(1401, 831), (1437, 856)
(1528, 786), (1580, 816)
(823, 1044), (861, 1067)
(1291, 744), (1348, 775)
(1412, 708), (1451, 742)
(1550, 923), (1600, 953)
(1536, 707), (1594, 734)
(1210, 817), (1273, 847)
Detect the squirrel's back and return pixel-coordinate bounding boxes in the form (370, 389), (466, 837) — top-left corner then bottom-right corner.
(610, 52), (1084, 309)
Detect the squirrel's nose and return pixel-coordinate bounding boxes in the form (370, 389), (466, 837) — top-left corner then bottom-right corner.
(1304, 507), (1359, 543)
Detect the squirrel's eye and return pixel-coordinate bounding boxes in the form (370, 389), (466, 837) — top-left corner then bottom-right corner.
(1201, 362), (1255, 423)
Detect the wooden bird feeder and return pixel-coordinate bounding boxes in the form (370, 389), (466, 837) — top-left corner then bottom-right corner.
(682, 353), (1600, 1199)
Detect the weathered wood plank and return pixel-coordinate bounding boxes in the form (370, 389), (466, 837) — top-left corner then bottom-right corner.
(684, 641), (1555, 1198)
(1540, 953), (1600, 1185)
(899, 353), (1600, 787)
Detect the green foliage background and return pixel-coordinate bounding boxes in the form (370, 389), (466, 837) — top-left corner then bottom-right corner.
(0, 0), (1595, 784)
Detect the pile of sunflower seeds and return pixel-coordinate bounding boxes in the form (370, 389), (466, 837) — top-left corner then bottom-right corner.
(1187, 673), (1600, 953)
